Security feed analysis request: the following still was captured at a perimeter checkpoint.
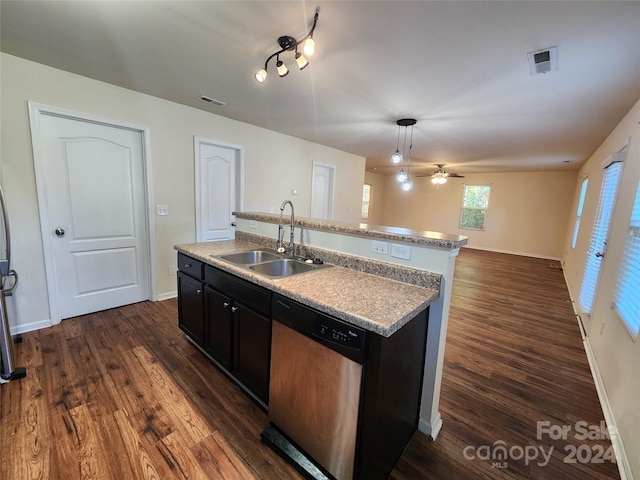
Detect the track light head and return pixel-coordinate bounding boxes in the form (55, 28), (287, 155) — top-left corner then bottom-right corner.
(276, 56), (289, 77)
(255, 68), (267, 83)
(303, 37), (315, 56)
(295, 51), (309, 70)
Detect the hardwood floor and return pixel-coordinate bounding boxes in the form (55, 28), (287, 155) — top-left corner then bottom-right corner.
(1, 248), (619, 479)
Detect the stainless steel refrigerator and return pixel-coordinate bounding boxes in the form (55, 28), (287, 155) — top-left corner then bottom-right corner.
(0, 183), (25, 381)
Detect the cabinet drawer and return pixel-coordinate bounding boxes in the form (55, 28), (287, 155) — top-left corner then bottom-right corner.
(178, 253), (204, 280)
(205, 265), (271, 316)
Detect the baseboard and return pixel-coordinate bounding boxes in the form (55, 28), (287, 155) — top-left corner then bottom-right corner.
(10, 318), (51, 335)
(462, 244), (561, 261)
(157, 291), (177, 301)
(561, 270), (632, 479)
(583, 338), (633, 480)
(418, 412), (443, 440)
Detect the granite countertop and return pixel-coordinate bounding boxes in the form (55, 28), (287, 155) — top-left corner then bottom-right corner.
(175, 240), (439, 337)
(235, 211), (468, 250)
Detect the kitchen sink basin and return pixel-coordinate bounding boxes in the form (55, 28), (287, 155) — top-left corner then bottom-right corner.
(217, 249), (282, 264)
(249, 258), (328, 278)
(215, 249), (332, 278)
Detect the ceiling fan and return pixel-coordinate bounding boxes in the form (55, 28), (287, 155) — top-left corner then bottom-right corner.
(416, 164), (465, 184)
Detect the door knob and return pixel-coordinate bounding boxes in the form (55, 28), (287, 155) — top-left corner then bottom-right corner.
(55, 227), (65, 237)
(231, 222), (237, 227)
(595, 252), (604, 258)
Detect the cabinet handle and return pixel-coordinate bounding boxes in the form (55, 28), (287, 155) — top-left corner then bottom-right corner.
(184, 263), (192, 268)
(224, 302), (230, 308)
(196, 289), (202, 294)
(231, 306), (238, 313)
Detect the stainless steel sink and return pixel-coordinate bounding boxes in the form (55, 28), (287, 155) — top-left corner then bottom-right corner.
(215, 249), (331, 278)
(249, 258), (322, 278)
(218, 249), (281, 264)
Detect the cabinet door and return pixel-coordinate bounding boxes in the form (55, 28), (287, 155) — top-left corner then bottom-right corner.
(204, 286), (233, 370)
(177, 271), (204, 346)
(234, 304), (271, 404)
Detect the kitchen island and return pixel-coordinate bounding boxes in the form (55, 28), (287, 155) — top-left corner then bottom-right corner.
(176, 214), (466, 479)
(176, 236), (442, 479)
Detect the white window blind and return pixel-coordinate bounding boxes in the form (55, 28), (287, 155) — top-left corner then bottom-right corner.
(579, 162), (622, 314)
(613, 181), (640, 340)
(571, 178), (588, 249)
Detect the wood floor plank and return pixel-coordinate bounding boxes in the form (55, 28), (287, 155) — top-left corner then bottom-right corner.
(129, 345), (212, 446)
(113, 408), (163, 480)
(1, 248), (619, 479)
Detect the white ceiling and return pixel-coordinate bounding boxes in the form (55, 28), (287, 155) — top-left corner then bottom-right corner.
(2, 1), (639, 176)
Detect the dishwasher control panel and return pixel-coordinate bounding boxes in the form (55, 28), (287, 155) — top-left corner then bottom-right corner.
(313, 318), (365, 351)
(272, 293), (367, 363)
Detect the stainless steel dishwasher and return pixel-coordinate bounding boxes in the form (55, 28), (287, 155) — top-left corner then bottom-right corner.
(262, 293), (367, 480)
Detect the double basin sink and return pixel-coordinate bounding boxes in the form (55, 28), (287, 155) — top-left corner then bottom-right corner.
(214, 248), (331, 279)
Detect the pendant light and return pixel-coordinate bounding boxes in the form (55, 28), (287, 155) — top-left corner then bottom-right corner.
(392, 119), (416, 191)
(391, 124), (402, 164)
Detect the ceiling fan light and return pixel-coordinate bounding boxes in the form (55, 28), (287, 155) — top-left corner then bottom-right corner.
(255, 68), (267, 83)
(276, 60), (289, 77)
(391, 150), (402, 164)
(439, 177), (447, 184)
(303, 37), (315, 56)
(431, 176), (439, 184)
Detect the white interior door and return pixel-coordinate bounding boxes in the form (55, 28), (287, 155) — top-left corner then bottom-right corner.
(195, 137), (240, 242)
(34, 112), (150, 320)
(311, 163), (335, 220)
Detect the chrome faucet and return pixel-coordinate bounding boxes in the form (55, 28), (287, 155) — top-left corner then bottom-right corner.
(277, 200), (295, 257)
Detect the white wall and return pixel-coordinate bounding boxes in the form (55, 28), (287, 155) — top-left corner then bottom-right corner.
(379, 170), (577, 259)
(563, 98), (640, 479)
(0, 53), (365, 332)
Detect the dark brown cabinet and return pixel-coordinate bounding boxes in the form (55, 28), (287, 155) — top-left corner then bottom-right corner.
(177, 254), (205, 346)
(177, 253), (272, 406)
(203, 286), (233, 370)
(233, 302), (271, 404)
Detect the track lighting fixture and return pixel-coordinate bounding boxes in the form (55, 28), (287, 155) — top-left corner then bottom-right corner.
(392, 119), (416, 191)
(255, 9), (319, 83)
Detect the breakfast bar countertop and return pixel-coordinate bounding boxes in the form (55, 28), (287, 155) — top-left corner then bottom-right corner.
(175, 240), (439, 337)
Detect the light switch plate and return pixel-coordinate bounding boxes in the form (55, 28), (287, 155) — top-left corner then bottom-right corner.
(391, 243), (412, 260)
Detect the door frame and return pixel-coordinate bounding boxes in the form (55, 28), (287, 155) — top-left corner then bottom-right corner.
(28, 102), (156, 325)
(310, 161), (335, 220)
(193, 136), (244, 242)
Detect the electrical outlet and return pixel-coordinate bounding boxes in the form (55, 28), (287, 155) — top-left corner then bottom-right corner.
(391, 243), (412, 260)
(156, 204), (169, 216)
(600, 322), (606, 335)
(168, 265), (177, 275)
(249, 220), (258, 229)
(371, 240), (389, 255)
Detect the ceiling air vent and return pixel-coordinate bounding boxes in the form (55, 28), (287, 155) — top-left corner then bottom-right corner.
(198, 95), (228, 107)
(527, 47), (557, 75)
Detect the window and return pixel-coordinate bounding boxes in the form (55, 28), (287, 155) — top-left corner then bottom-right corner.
(613, 180), (640, 340)
(361, 184), (371, 219)
(579, 161), (622, 314)
(460, 185), (490, 230)
(571, 178), (589, 249)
